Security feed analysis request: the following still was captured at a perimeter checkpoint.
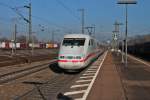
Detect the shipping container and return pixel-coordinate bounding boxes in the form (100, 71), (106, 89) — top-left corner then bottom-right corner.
(1, 42), (10, 49)
(46, 43), (54, 48)
(16, 43), (20, 48)
(9, 42), (16, 48)
(20, 43), (27, 49)
(0, 42), (2, 48)
(53, 44), (58, 48)
(29, 43), (40, 48)
(39, 43), (46, 48)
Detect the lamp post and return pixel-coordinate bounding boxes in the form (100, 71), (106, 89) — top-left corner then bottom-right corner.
(12, 24), (17, 56)
(113, 21), (123, 51)
(51, 29), (60, 43)
(10, 2), (32, 56)
(11, 17), (18, 56)
(92, 24), (96, 37)
(112, 30), (118, 51)
(24, 3), (32, 55)
(117, 0), (137, 67)
(78, 9), (85, 34)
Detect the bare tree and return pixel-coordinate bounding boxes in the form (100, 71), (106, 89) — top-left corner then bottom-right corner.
(0, 37), (9, 42)
(16, 35), (39, 43)
(17, 35), (26, 43)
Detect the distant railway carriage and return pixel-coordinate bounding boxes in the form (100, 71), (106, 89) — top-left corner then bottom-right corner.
(0, 42), (58, 49)
(16, 43), (20, 48)
(29, 43), (40, 48)
(0, 42), (2, 48)
(39, 43), (46, 48)
(53, 44), (59, 48)
(16, 43), (27, 49)
(1, 42), (10, 49)
(20, 43), (28, 49)
(58, 34), (101, 71)
(46, 43), (59, 48)
(46, 43), (53, 48)
(9, 42), (16, 48)
(127, 42), (150, 61)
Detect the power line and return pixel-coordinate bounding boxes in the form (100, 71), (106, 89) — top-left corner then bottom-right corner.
(0, 2), (72, 31)
(55, 0), (80, 21)
(0, 1), (88, 33)
(32, 15), (72, 30)
(0, 2), (29, 23)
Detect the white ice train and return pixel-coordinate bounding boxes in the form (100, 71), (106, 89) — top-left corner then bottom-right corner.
(58, 34), (101, 71)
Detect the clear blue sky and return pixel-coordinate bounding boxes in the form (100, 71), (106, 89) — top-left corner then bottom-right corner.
(0, 0), (149, 42)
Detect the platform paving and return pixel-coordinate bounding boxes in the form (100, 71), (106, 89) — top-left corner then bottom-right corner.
(87, 51), (126, 100)
(87, 51), (150, 100)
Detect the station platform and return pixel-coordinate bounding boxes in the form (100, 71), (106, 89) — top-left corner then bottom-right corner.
(87, 51), (150, 100)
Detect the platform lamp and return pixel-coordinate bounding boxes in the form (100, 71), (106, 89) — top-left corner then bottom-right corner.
(117, 0), (137, 67)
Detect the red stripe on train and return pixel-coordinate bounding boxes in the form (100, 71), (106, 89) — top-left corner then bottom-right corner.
(58, 51), (99, 63)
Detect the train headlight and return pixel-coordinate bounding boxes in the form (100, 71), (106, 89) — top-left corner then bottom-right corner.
(60, 56), (65, 59)
(76, 56), (81, 59)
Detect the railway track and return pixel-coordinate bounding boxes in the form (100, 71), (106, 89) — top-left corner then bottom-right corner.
(0, 53), (57, 67)
(15, 73), (79, 100)
(0, 51), (106, 100)
(0, 59), (57, 84)
(0, 60), (14, 64)
(0, 49), (58, 67)
(13, 52), (106, 100)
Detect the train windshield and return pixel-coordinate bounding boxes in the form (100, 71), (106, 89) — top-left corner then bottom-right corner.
(62, 38), (85, 46)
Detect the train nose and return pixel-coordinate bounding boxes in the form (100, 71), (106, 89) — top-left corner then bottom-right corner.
(58, 55), (85, 70)
(58, 61), (85, 70)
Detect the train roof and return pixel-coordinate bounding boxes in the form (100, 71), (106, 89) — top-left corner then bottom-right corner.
(63, 34), (92, 39)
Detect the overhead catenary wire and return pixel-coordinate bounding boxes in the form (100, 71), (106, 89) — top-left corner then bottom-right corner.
(32, 15), (71, 31)
(55, 0), (80, 21)
(0, 2), (73, 32)
(0, 2), (29, 23)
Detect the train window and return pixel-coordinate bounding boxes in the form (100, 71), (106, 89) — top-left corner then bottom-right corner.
(63, 38), (85, 46)
(91, 39), (93, 46)
(89, 40), (91, 46)
(89, 39), (93, 46)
